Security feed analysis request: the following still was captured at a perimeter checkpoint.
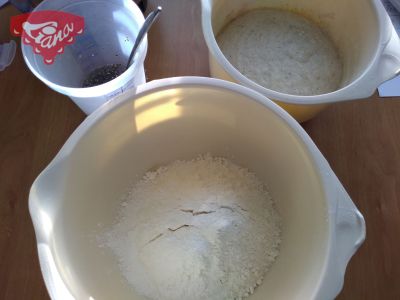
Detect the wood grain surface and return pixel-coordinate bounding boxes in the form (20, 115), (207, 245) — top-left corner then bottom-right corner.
(0, 0), (399, 299)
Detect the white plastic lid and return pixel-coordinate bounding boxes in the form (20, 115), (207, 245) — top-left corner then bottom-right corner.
(0, 40), (16, 71)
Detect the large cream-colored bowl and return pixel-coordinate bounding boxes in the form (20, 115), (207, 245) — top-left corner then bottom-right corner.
(201, 0), (400, 122)
(29, 77), (365, 299)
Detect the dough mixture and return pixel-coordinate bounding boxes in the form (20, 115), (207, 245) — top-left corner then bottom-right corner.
(217, 9), (342, 95)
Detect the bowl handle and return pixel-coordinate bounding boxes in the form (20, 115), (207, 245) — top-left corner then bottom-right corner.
(314, 163), (366, 299)
(376, 24), (400, 84)
(334, 21), (400, 101)
(29, 157), (76, 299)
(333, 182), (366, 273)
(317, 171), (366, 299)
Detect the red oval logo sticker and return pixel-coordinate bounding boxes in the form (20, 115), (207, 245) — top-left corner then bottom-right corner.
(11, 11), (85, 64)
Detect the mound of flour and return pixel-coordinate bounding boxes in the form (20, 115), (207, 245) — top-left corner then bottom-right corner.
(217, 9), (342, 95)
(99, 155), (281, 300)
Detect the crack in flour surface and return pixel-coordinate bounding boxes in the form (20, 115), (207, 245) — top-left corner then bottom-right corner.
(98, 155), (281, 300)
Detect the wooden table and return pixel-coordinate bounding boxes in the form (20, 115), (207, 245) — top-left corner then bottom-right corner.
(1, 1), (399, 299)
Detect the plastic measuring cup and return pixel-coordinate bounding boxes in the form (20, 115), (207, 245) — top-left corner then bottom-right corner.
(22, 0), (147, 114)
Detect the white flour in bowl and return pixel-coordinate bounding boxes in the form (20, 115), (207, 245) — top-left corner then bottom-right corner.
(98, 155), (281, 300)
(217, 9), (342, 96)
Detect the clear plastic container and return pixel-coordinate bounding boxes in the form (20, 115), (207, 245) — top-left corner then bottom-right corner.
(22, 0), (147, 114)
(0, 40), (16, 71)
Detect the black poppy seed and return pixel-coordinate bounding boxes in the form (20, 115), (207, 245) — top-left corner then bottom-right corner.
(82, 64), (123, 87)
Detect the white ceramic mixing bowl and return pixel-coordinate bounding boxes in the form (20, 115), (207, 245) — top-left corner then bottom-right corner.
(201, 0), (400, 122)
(29, 77), (365, 300)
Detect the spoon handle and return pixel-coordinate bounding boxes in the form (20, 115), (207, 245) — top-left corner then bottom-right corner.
(126, 6), (162, 69)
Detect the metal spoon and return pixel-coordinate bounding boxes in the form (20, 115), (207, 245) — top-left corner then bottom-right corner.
(126, 6), (162, 70)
